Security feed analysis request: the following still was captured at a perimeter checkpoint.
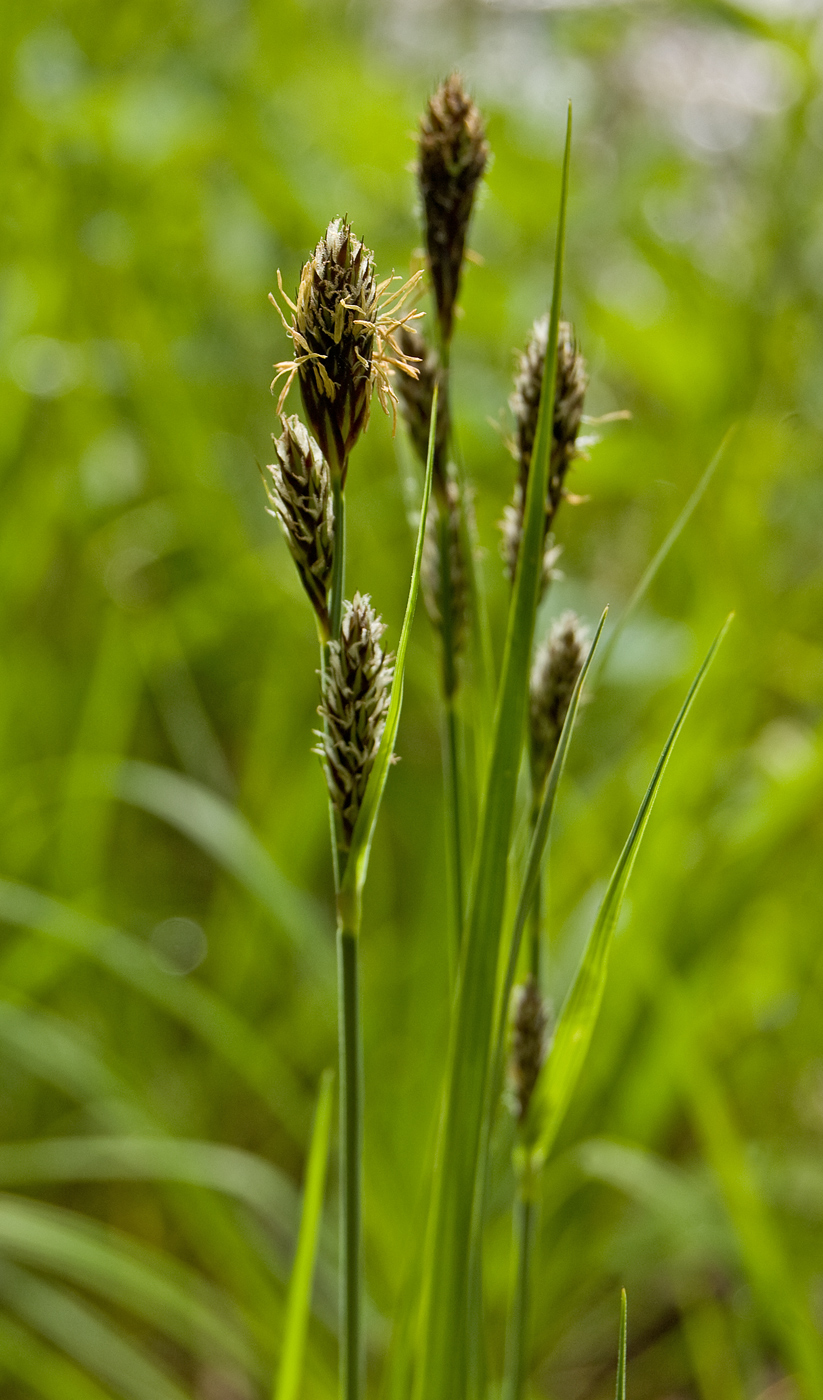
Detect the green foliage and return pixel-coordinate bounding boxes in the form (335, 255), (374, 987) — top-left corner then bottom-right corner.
(275, 1069), (334, 1400)
(1, 1), (823, 1398)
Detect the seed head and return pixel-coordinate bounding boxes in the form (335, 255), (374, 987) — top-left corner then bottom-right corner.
(271, 218), (422, 483)
(417, 73), (489, 346)
(315, 593), (395, 851)
(529, 611), (589, 792)
(394, 325), (450, 494)
(421, 479), (469, 697)
(500, 317), (588, 585)
(508, 976), (549, 1123)
(264, 415), (334, 637)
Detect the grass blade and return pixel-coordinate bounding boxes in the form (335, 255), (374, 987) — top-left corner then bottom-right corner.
(0, 1135), (298, 1234)
(0, 996), (149, 1127)
(415, 108), (573, 1400)
(597, 429), (735, 678)
(529, 616), (733, 1168)
(0, 880), (309, 1137)
(645, 952), (823, 1400)
(104, 759), (331, 967)
(274, 1069), (334, 1400)
(0, 1258), (190, 1400)
(0, 1194), (257, 1376)
(0, 1311), (115, 1400)
(337, 386), (437, 918)
(616, 1289), (628, 1400)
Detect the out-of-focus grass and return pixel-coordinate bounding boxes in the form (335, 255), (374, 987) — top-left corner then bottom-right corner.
(0, 0), (822, 1396)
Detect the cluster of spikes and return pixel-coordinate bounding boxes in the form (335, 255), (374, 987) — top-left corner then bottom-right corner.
(265, 73), (599, 1086)
(267, 220), (422, 841)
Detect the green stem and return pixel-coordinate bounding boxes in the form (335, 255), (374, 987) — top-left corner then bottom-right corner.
(325, 470), (360, 1399)
(443, 699), (463, 982)
(502, 1192), (535, 1400)
(528, 874), (541, 981)
(433, 481), (465, 981)
(330, 474), (347, 641)
(337, 922), (362, 1400)
(528, 800), (541, 982)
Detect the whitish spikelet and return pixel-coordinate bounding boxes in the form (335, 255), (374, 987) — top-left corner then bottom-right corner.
(529, 611), (589, 792)
(315, 594), (395, 850)
(500, 318), (588, 586)
(508, 976), (549, 1123)
(271, 219), (421, 481)
(264, 415), (333, 637)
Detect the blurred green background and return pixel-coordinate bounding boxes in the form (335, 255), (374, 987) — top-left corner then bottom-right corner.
(1, 0), (823, 1396)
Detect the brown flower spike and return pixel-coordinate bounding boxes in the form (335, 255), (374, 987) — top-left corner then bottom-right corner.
(271, 219), (421, 483)
(315, 593), (395, 851)
(509, 976), (549, 1123)
(264, 415), (334, 638)
(418, 73), (489, 346)
(500, 318), (588, 586)
(529, 611), (589, 793)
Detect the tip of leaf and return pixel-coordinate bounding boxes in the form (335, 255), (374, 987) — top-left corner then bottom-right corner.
(616, 1288), (628, 1400)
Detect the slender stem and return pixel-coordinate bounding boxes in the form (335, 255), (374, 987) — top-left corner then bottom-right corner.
(434, 431), (465, 979)
(337, 923), (362, 1400)
(503, 1193), (535, 1400)
(325, 475), (361, 1400)
(330, 473), (347, 641)
(528, 800), (541, 982)
(443, 699), (464, 984)
(528, 874), (541, 981)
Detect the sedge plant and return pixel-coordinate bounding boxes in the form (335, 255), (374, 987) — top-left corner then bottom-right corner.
(265, 88), (733, 1400)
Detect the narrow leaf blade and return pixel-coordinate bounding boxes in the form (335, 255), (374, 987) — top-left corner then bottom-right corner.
(275, 1069), (335, 1400)
(616, 1289), (628, 1400)
(598, 429), (735, 678)
(531, 616), (732, 1165)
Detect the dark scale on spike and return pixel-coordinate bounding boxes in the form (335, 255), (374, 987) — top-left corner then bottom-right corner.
(500, 318), (588, 589)
(508, 976), (549, 1123)
(529, 611), (589, 792)
(418, 74), (489, 346)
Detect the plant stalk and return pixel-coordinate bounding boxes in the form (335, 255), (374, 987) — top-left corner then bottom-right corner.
(337, 920), (363, 1400)
(327, 472), (361, 1400)
(503, 1191), (535, 1400)
(443, 700), (463, 985)
(528, 798), (542, 982)
(432, 356), (465, 974)
(330, 473), (347, 641)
